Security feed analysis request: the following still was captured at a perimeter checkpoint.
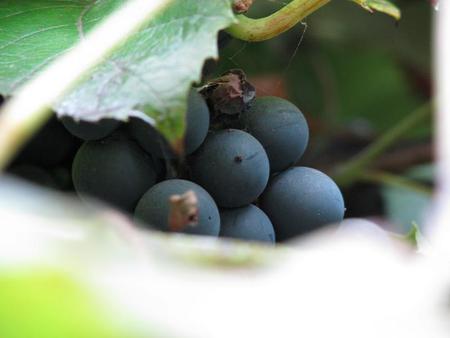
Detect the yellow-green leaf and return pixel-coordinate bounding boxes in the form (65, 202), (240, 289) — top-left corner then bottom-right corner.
(351, 0), (401, 20)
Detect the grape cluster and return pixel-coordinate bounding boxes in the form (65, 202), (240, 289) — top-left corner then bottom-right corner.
(6, 113), (81, 190)
(67, 85), (346, 243)
(4, 81), (344, 243)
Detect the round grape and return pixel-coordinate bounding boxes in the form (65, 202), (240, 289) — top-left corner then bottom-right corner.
(260, 167), (345, 241)
(220, 204), (275, 243)
(60, 117), (120, 141)
(190, 129), (270, 208)
(72, 132), (159, 212)
(241, 96), (309, 172)
(134, 179), (220, 236)
(128, 88), (210, 158)
(13, 116), (79, 168)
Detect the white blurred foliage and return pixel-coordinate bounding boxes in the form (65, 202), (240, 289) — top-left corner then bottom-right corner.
(426, 0), (450, 261)
(99, 227), (449, 338)
(0, 178), (448, 338)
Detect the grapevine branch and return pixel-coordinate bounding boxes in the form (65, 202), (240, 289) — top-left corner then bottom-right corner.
(361, 170), (433, 196)
(226, 0), (330, 41)
(0, 0), (172, 170)
(333, 101), (433, 187)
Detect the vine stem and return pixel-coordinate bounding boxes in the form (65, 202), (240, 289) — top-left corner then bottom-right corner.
(226, 0), (331, 41)
(361, 170), (433, 196)
(0, 0), (172, 170)
(333, 101), (433, 187)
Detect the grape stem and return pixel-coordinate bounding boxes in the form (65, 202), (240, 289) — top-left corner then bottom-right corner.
(333, 102), (433, 187)
(0, 0), (172, 170)
(226, 0), (331, 41)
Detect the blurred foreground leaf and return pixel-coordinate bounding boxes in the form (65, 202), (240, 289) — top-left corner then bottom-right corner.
(0, 176), (448, 338)
(0, 270), (138, 338)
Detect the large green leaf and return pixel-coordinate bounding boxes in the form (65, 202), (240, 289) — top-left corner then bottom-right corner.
(0, 0), (235, 141)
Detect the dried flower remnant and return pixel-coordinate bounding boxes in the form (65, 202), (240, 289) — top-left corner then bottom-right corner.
(168, 190), (199, 231)
(200, 69), (255, 123)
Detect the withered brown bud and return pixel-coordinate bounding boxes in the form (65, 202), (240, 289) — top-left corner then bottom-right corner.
(200, 69), (255, 117)
(233, 0), (253, 14)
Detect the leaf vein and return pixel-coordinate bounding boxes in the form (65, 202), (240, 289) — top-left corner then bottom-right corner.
(0, 5), (84, 20)
(76, 0), (101, 39)
(0, 24), (72, 52)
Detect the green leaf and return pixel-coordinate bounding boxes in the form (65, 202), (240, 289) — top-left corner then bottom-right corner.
(0, 1), (121, 93)
(0, 0), (235, 142)
(351, 0), (401, 20)
(403, 221), (420, 247)
(0, 270), (139, 338)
